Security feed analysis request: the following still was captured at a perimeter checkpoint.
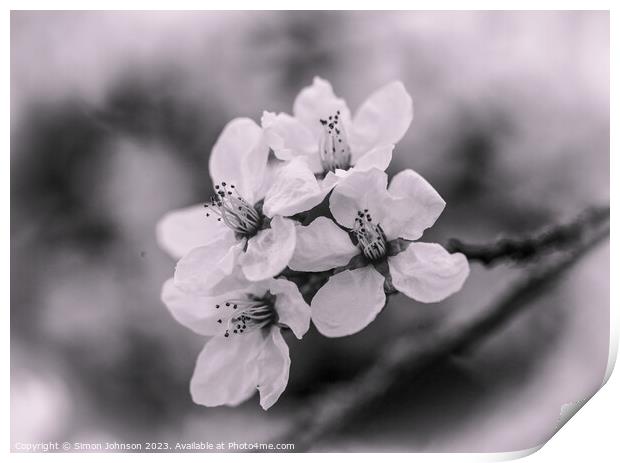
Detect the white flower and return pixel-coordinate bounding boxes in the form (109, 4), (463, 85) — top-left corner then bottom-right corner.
(157, 118), (296, 295)
(161, 277), (310, 410)
(261, 77), (413, 217)
(290, 168), (470, 337)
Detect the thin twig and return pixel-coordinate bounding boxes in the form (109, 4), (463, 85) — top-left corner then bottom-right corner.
(446, 205), (609, 266)
(271, 214), (609, 451)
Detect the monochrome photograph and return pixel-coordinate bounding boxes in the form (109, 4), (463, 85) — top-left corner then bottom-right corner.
(10, 9), (610, 453)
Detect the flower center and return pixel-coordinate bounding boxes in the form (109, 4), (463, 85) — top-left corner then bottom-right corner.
(205, 182), (263, 238)
(214, 292), (277, 338)
(354, 210), (388, 261)
(319, 110), (352, 173)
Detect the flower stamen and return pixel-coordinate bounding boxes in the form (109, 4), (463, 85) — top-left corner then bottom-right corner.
(319, 110), (351, 173)
(354, 210), (387, 261)
(215, 293), (277, 337)
(204, 182), (263, 238)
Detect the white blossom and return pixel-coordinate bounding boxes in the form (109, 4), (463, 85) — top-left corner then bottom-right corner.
(290, 168), (470, 337)
(261, 77), (413, 217)
(161, 277), (310, 410)
(157, 118), (296, 295)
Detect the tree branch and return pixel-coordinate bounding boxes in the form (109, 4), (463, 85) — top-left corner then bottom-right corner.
(270, 210), (609, 451)
(446, 205), (609, 266)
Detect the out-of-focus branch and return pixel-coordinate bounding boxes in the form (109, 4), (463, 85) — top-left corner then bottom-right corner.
(271, 210), (609, 452)
(447, 205), (609, 266)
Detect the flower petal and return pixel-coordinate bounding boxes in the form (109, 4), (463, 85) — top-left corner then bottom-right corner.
(239, 216), (296, 281)
(209, 118), (270, 203)
(252, 157), (285, 205)
(190, 330), (263, 407)
(381, 169), (446, 241)
(329, 168), (389, 229)
(161, 279), (237, 336)
(352, 144), (394, 172)
(261, 111), (317, 160)
(262, 278), (311, 339)
(293, 77), (351, 138)
(350, 81), (413, 155)
(289, 217), (359, 272)
(388, 242), (469, 303)
(311, 266), (386, 337)
(156, 204), (228, 260)
(174, 234), (245, 295)
(263, 157), (334, 217)
(257, 328), (291, 410)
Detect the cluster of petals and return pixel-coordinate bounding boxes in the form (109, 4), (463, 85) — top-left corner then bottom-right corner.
(290, 168), (469, 337)
(157, 77), (469, 410)
(261, 76), (414, 217)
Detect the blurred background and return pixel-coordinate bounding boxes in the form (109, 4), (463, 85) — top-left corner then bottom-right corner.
(11, 11), (609, 452)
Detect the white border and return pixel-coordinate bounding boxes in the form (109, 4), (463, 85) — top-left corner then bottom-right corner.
(4, 2), (616, 461)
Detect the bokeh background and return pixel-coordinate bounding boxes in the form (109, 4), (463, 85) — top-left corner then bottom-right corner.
(11, 11), (609, 452)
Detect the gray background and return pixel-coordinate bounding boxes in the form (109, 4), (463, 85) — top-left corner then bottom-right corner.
(11, 11), (609, 451)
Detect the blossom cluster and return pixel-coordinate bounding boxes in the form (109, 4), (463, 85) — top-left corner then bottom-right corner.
(157, 78), (470, 410)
